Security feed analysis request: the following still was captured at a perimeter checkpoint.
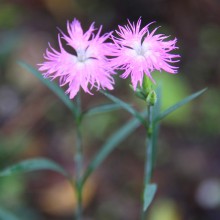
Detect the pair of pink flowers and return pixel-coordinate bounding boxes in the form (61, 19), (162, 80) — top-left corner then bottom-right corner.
(39, 18), (179, 99)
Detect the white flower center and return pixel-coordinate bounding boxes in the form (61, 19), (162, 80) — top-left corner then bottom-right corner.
(134, 45), (145, 56)
(133, 42), (151, 57)
(77, 49), (88, 62)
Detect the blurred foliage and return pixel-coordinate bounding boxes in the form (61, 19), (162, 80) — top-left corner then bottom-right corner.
(83, 113), (118, 140)
(149, 198), (182, 220)
(0, 31), (21, 66)
(154, 72), (191, 125)
(0, 175), (25, 208)
(0, 3), (22, 28)
(0, 133), (30, 168)
(199, 88), (220, 136)
(200, 25), (220, 57)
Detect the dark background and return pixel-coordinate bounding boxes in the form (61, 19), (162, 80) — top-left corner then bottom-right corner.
(0, 0), (220, 219)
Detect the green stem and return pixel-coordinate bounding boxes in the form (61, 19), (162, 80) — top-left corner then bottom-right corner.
(74, 92), (83, 220)
(141, 105), (154, 220)
(145, 105), (153, 185)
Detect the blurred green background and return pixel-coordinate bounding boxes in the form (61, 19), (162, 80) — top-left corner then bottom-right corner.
(0, 0), (220, 219)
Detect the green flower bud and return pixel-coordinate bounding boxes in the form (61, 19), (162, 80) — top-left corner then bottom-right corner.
(130, 84), (146, 100)
(146, 90), (157, 106)
(135, 90), (146, 100)
(143, 75), (153, 94)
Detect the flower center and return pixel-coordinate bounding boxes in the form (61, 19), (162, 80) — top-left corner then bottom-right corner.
(133, 41), (152, 58)
(77, 49), (88, 62)
(133, 43), (145, 56)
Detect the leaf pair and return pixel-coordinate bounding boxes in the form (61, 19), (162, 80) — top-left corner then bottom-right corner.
(102, 87), (207, 127)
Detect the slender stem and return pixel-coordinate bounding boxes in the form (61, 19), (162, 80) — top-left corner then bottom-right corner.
(74, 92), (83, 220)
(141, 105), (154, 220)
(145, 105), (153, 185)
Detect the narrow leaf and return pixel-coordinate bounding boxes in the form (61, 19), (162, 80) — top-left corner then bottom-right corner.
(0, 208), (20, 220)
(82, 111), (148, 185)
(84, 103), (121, 116)
(18, 61), (78, 117)
(143, 183), (157, 212)
(0, 158), (69, 178)
(101, 90), (146, 126)
(155, 88), (207, 122)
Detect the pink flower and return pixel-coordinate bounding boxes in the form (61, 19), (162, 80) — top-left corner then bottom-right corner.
(39, 19), (115, 99)
(111, 18), (180, 90)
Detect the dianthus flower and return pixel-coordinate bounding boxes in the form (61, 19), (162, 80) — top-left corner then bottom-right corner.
(111, 18), (180, 90)
(39, 19), (115, 99)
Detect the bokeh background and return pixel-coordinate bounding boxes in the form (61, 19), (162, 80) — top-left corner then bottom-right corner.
(0, 0), (220, 219)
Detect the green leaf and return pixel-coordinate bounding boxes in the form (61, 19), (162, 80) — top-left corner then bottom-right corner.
(0, 158), (70, 178)
(0, 207), (20, 220)
(18, 61), (78, 117)
(155, 88), (207, 122)
(84, 103), (121, 116)
(82, 110), (148, 185)
(100, 90), (146, 126)
(143, 183), (157, 212)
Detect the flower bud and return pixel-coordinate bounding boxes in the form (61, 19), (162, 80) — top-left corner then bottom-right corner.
(143, 75), (153, 94)
(146, 90), (157, 106)
(130, 84), (146, 100)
